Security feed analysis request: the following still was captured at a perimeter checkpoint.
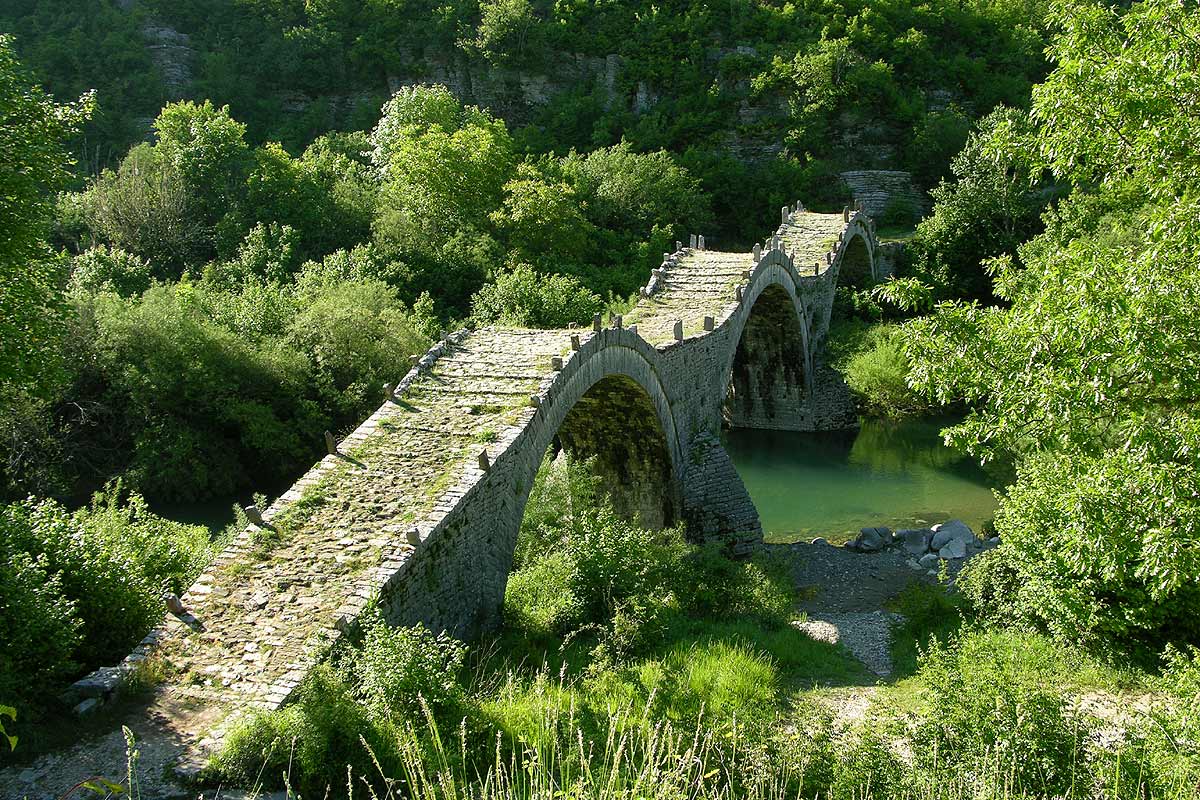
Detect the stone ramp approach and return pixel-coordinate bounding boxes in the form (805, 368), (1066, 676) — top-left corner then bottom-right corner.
(18, 204), (878, 794)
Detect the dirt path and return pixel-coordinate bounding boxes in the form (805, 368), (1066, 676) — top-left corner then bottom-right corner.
(771, 539), (938, 678)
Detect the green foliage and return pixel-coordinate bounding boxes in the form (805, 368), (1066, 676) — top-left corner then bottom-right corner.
(471, 263), (602, 329)
(153, 100), (251, 227)
(905, 107), (1051, 301)
(372, 87), (515, 250)
(68, 246), (154, 298)
(0, 542), (81, 706)
(903, 0), (1200, 647)
(464, 0), (541, 66)
(343, 613), (468, 723)
(0, 487), (211, 705)
(85, 286), (320, 500)
(912, 629), (1087, 796)
(77, 144), (205, 277)
(843, 325), (928, 419)
(960, 448), (1200, 644)
(0, 35), (90, 398)
(490, 164), (592, 264)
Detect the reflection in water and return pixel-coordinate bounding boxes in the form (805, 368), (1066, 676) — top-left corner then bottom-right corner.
(723, 417), (999, 544)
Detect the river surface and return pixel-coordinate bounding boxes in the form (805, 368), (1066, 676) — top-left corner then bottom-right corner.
(724, 417), (999, 544)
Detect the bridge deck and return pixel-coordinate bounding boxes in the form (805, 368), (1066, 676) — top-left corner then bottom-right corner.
(30, 209), (868, 789)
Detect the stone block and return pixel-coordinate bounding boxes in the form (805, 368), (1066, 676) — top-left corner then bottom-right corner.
(899, 528), (933, 555)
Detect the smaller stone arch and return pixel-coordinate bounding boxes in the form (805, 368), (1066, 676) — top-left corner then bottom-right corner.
(837, 227), (876, 288)
(720, 259), (813, 431)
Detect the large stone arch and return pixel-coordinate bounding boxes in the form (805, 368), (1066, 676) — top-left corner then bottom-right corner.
(507, 328), (685, 539)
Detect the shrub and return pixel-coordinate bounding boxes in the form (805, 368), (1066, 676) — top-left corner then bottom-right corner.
(503, 551), (584, 638)
(212, 665), (394, 793)
(959, 449), (1200, 646)
(842, 325), (927, 418)
(912, 629), (1088, 796)
(342, 613), (468, 723)
(68, 246), (153, 297)
(0, 544), (81, 705)
(89, 286), (323, 501)
(470, 263), (602, 329)
(0, 488), (211, 703)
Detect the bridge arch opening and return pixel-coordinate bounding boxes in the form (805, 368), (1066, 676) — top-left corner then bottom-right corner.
(838, 232), (874, 287)
(724, 283), (807, 429)
(550, 373), (678, 529)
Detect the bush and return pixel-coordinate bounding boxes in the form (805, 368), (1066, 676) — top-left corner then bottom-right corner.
(89, 286), (322, 501)
(342, 613), (468, 723)
(67, 246), (153, 297)
(470, 263), (602, 329)
(0, 544), (81, 705)
(959, 449), (1200, 646)
(912, 629), (1087, 796)
(842, 325), (927, 418)
(0, 488), (211, 704)
(212, 665), (393, 793)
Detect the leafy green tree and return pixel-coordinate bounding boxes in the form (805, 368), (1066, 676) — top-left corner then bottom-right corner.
(153, 100), (251, 240)
(491, 164), (593, 263)
(371, 87), (515, 250)
(68, 246), (154, 298)
(78, 144), (205, 276)
(906, 107), (1051, 301)
(463, 0), (540, 66)
(471, 263), (602, 329)
(244, 137), (375, 260)
(0, 35), (90, 397)
(561, 141), (710, 235)
(904, 0), (1200, 645)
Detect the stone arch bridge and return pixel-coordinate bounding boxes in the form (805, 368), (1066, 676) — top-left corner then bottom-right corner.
(62, 204), (879, 780)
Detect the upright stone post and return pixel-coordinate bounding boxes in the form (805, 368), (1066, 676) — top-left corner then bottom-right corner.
(244, 504), (265, 527)
(842, 206), (850, 222)
(324, 430), (338, 456)
(592, 313), (602, 332)
(689, 234), (698, 248)
(673, 320), (683, 341)
(703, 316), (714, 332)
(698, 235), (705, 250)
(570, 334), (580, 351)
(781, 205), (789, 225)
(752, 243), (761, 261)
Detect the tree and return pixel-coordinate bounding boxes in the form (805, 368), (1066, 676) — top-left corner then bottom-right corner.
(371, 88), (515, 250)
(464, 0), (540, 65)
(471, 263), (602, 329)
(902, 0), (1200, 645)
(490, 164), (593, 263)
(79, 144), (204, 276)
(906, 107), (1051, 301)
(153, 100), (251, 230)
(0, 35), (91, 397)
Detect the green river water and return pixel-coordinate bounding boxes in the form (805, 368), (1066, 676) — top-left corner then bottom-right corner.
(723, 417), (999, 544)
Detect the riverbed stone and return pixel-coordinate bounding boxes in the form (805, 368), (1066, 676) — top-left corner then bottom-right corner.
(856, 527), (888, 552)
(930, 519), (974, 550)
(918, 553), (940, 570)
(938, 538), (968, 560)
(899, 528), (933, 555)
